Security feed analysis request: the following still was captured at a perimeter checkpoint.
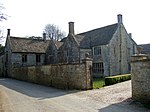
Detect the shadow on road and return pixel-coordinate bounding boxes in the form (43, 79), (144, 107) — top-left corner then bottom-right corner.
(0, 78), (79, 100)
(98, 98), (149, 112)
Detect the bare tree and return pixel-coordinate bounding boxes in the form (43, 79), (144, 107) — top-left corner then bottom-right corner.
(44, 24), (66, 41)
(0, 3), (7, 42)
(0, 4), (7, 21)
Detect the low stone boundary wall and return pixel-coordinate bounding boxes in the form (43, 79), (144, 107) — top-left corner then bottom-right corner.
(131, 54), (150, 102)
(11, 58), (93, 90)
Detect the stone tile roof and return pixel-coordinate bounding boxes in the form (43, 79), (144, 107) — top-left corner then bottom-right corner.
(78, 23), (118, 48)
(53, 40), (63, 49)
(74, 35), (85, 45)
(10, 37), (62, 53)
(60, 34), (84, 47)
(139, 44), (150, 54)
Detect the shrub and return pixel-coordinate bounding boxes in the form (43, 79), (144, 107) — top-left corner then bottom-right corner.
(105, 74), (131, 86)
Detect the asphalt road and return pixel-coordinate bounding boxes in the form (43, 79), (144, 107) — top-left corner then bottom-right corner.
(0, 78), (149, 112)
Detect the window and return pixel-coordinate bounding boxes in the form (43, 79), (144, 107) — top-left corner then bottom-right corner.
(133, 44), (135, 54)
(6, 54), (8, 62)
(36, 54), (41, 63)
(22, 54), (27, 62)
(93, 62), (104, 74)
(94, 47), (101, 55)
(66, 50), (69, 57)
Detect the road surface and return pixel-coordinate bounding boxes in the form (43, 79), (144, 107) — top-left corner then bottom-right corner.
(0, 78), (149, 112)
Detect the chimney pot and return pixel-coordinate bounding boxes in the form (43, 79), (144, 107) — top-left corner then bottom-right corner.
(7, 29), (10, 36)
(117, 14), (123, 24)
(69, 22), (74, 34)
(43, 32), (46, 42)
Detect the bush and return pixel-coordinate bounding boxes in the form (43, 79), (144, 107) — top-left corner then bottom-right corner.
(105, 74), (131, 86)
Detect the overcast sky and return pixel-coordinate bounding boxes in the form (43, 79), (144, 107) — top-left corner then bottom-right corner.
(1, 0), (150, 45)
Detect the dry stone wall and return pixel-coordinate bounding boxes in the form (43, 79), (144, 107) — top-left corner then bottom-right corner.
(11, 58), (93, 90)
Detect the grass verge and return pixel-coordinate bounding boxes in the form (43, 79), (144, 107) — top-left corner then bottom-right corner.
(93, 78), (105, 89)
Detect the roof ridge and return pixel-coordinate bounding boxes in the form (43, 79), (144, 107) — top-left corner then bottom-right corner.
(78, 23), (118, 35)
(139, 43), (150, 46)
(10, 36), (31, 40)
(10, 36), (51, 42)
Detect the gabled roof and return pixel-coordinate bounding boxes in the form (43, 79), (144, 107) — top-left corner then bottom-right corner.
(60, 35), (85, 45)
(53, 40), (63, 49)
(9, 36), (62, 53)
(139, 44), (150, 54)
(74, 35), (85, 45)
(78, 23), (118, 48)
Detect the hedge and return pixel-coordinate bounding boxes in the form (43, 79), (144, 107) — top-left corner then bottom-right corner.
(105, 74), (131, 86)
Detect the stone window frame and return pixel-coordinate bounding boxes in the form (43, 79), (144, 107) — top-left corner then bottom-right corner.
(93, 62), (104, 74)
(93, 47), (101, 56)
(66, 49), (74, 62)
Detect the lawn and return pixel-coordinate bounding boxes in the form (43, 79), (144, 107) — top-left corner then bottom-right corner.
(93, 78), (105, 89)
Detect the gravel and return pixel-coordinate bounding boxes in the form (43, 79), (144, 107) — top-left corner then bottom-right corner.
(74, 80), (132, 104)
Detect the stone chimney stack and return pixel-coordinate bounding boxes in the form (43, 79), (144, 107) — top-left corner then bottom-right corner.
(117, 14), (123, 24)
(69, 22), (74, 35)
(43, 32), (46, 42)
(7, 29), (10, 36)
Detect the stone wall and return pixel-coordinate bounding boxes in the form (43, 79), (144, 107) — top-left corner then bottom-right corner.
(0, 55), (5, 77)
(45, 41), (58, 64)
(92, 45), (109, 77)
(131, 54), (150, 102)
(11, 58), (93, 90)
(58, 34), (80, 63)
(109, 24), (138, 76)
(11, 53), (45, 67)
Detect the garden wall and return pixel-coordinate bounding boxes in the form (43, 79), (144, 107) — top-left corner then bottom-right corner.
(11, 58), (93, 90)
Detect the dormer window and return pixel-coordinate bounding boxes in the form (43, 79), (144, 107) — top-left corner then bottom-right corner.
(94, 47), (101, 55)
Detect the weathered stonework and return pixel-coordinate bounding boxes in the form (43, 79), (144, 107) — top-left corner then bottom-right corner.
(11, 53), (45, 67)
(109, 24), (138, 76)
(58, 34), (80, 63)
(0, 54), (5, 77)
(131, 54), (150, 102)
(11, 59), (93, 90)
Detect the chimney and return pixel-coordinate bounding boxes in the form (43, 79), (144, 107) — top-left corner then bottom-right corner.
(43, 32), (46, 42)
(7, 29), (10, 36)
(69, 22), (74, 35)
(117, 14), (123, 24)
(129, 33), (132, 38)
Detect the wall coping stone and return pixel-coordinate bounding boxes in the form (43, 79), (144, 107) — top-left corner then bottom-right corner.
(131, 54), (149, 62)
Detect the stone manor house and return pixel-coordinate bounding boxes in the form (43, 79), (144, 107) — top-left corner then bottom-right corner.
(0, 14), (139, 77)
